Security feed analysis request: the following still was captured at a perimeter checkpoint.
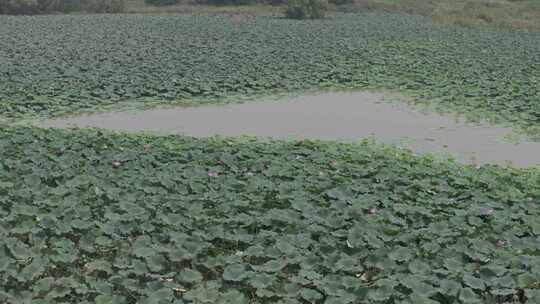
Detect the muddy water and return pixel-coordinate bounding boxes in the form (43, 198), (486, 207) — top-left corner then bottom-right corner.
(39, 92), (540, 168)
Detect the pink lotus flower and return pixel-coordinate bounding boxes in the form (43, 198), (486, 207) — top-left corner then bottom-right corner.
(208, 171), (219, 177)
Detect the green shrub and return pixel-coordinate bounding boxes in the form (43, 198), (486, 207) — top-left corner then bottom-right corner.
(144, 0), (178, 6)
(200, 0), (266, 5)
(285, 0), (328, 19)
(328, 0), (352, 5)
(81, 0), (125, 13)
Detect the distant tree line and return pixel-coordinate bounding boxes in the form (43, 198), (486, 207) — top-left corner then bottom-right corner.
(0, 0), (351, 15)
(0, 0), (124, 14)
(144, 0), (282, 5)
(145, 0), (350, 6)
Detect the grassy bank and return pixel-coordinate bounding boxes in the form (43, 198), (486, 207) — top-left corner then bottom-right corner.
(124, 0), (540, 31)
(343, 0), (540, 31)
(0, 126), (539, 303)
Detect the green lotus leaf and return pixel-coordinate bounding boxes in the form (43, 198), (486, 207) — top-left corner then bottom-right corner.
(223, 264), (250, 282)
(179, 269), (203, 284)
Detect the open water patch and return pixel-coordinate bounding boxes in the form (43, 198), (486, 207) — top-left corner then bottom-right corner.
(38, 92), (540, 168)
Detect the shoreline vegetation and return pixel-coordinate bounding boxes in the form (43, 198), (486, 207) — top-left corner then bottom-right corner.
(126, 0), (540, 31)
(1, 0), (539, 31)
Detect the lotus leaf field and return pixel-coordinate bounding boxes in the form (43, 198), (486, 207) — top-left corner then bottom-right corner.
(0, 14), (540, 137)
(0, 127), (539, 304)
(1, 10), (540, 304)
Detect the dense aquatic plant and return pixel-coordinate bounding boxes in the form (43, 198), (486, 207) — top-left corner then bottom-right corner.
(0, 14), (539, 137)
(0, 126), (539, 303)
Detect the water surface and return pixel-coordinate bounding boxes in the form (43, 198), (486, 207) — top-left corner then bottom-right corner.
(39, 92), (540, 168)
